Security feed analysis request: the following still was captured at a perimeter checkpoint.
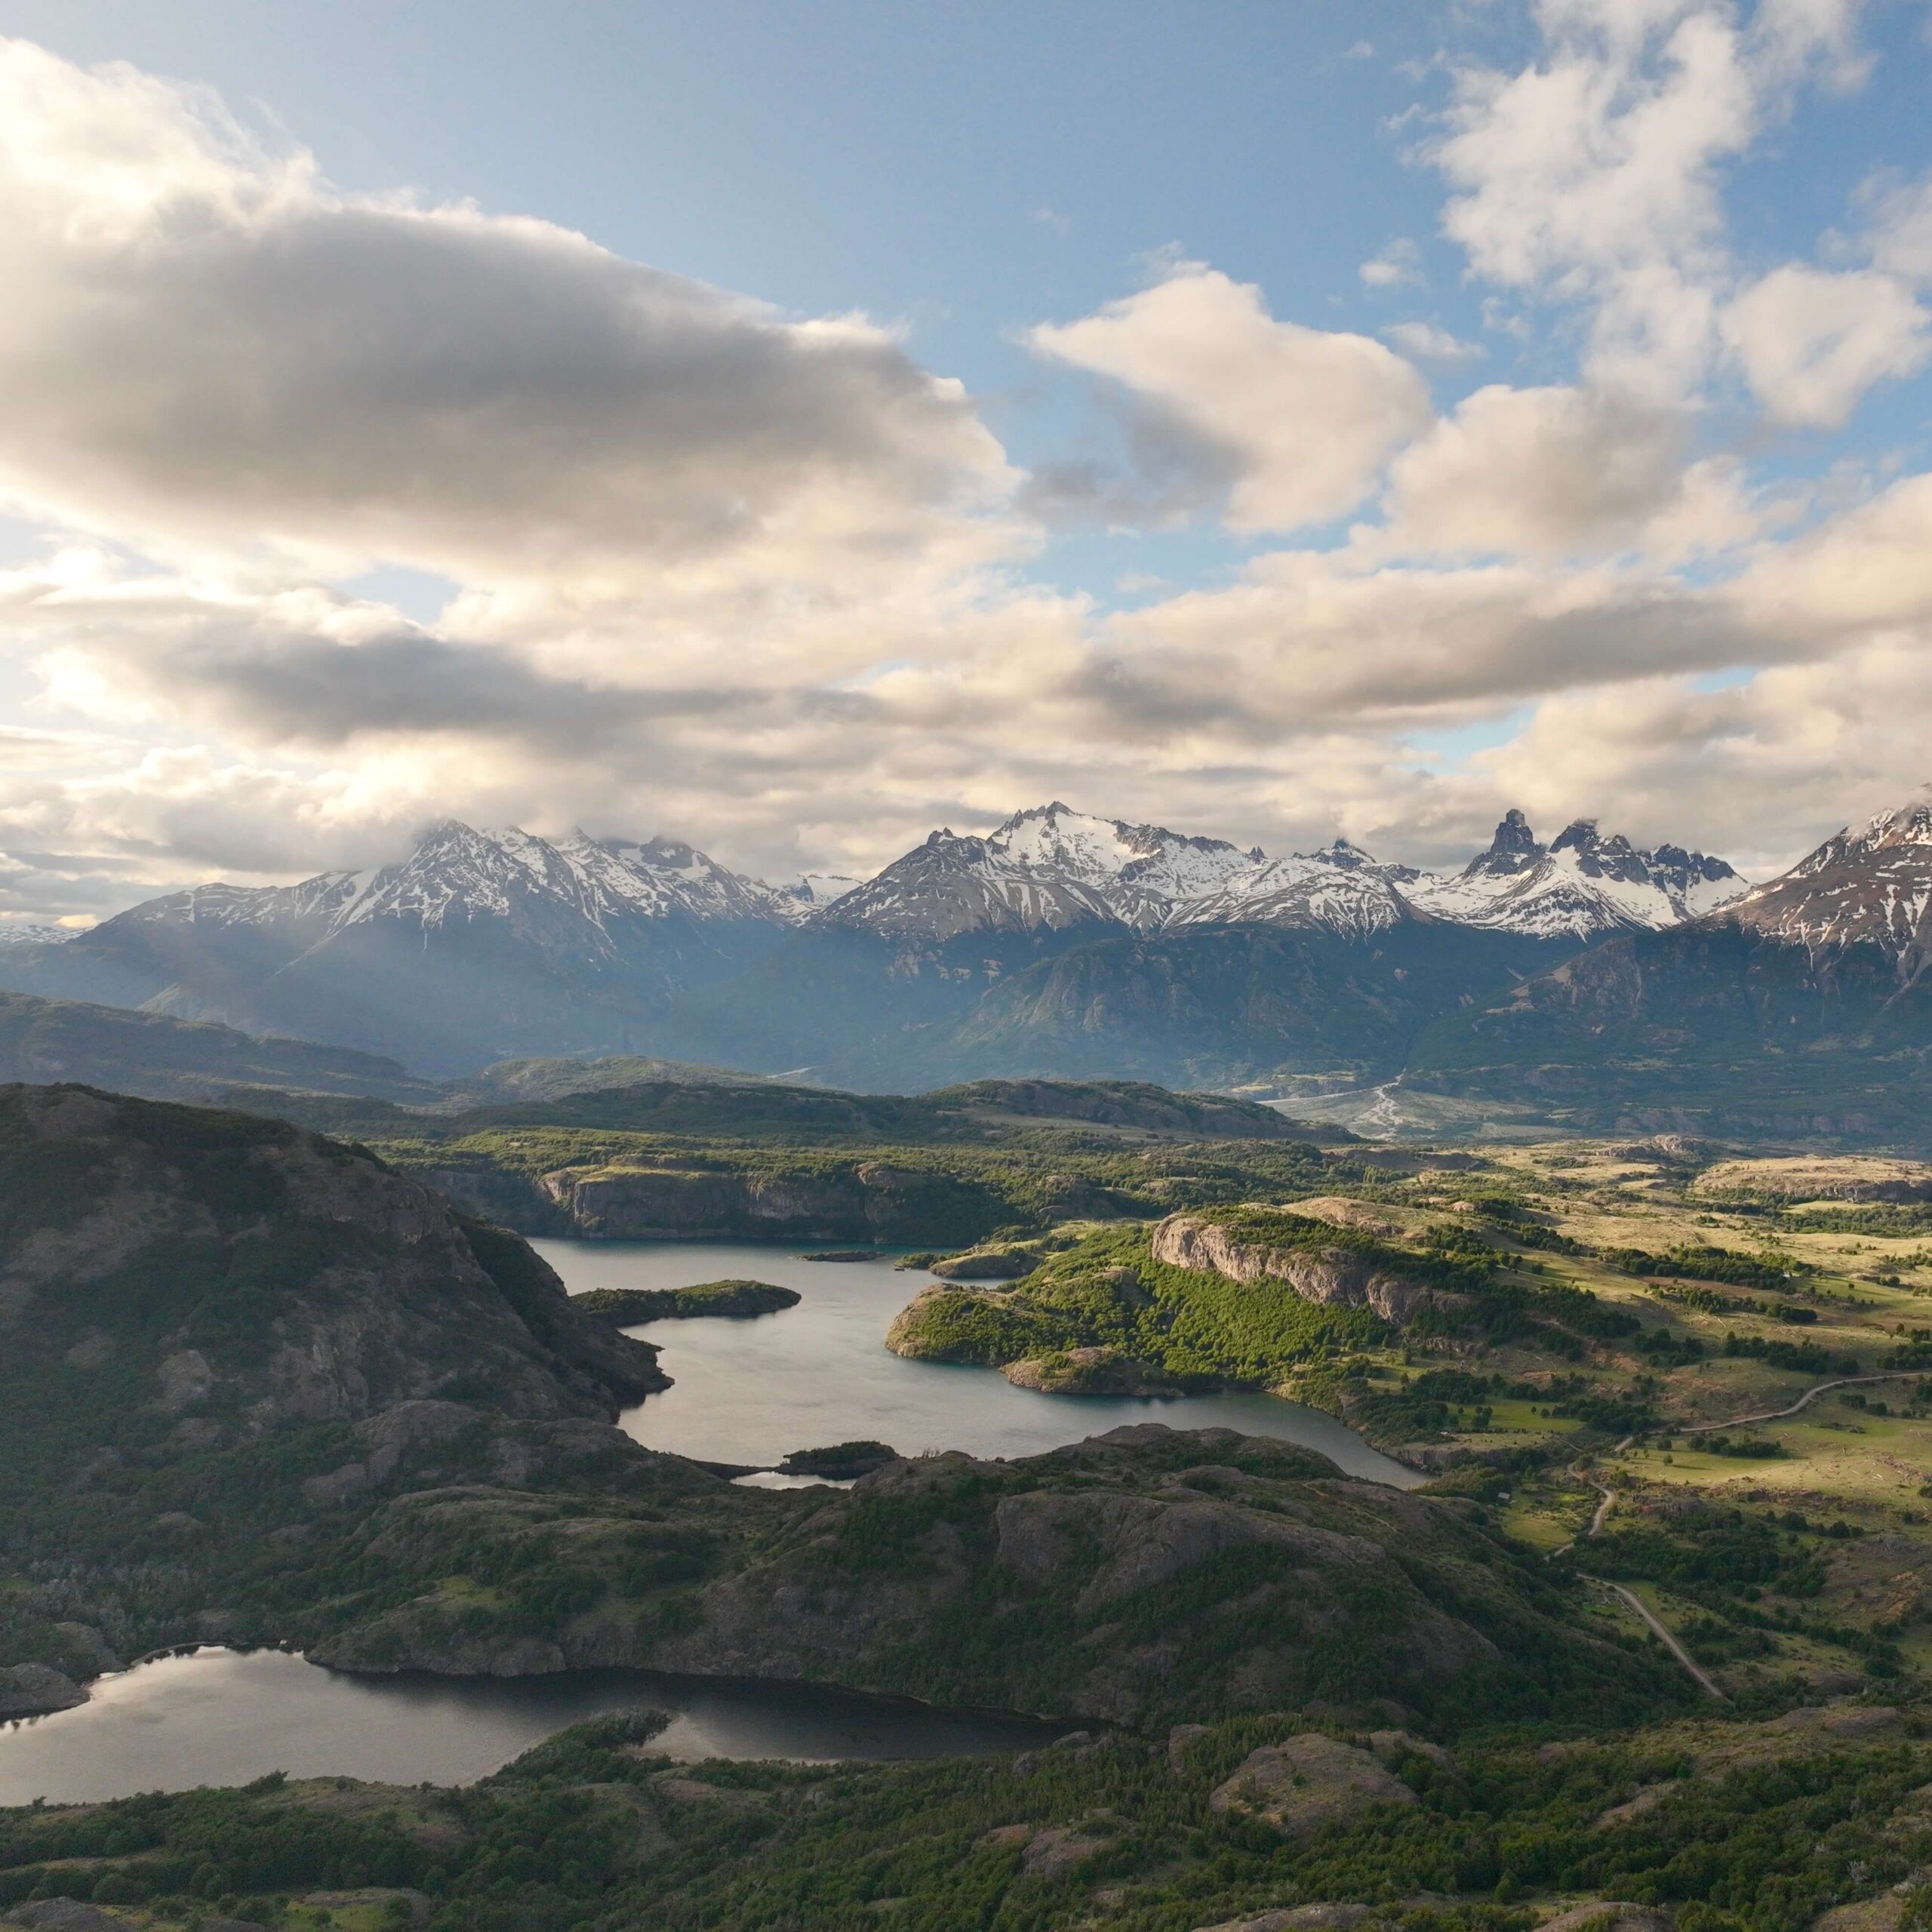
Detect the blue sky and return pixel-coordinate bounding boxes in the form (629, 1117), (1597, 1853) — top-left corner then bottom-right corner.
(0, 1), (1930, 919)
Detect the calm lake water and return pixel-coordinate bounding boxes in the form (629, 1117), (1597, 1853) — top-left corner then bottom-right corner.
(0, 1238), (1413, 1807)
(0, 1648), (1060, 1807)
(534, 1238), (1417, 1485)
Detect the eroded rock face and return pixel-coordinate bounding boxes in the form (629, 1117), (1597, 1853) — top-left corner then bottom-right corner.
(1208, 1733), (1417, 1840)
(538, 1158), (977, 1243)
(1151, 1214), (1443, 1324)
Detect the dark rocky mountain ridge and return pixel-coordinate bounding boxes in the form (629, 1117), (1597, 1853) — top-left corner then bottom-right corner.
(1404, 790), (1932, 1142)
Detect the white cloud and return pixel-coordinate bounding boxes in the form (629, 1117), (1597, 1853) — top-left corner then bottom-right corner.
(0, 22), (1929, 917)
(1866, 168), (1932, 282)
(1381, 321), (1487, 361)
(1432, 1), (1866, 398)
(1723, 263), (1930, 426)
(1477, 637), (1932, 875)
(1027, 264), (1432, 533)
(1380, 384), (1693, 556)
(1360, 238), (1423, 288)
(0, 38), (1017, 603)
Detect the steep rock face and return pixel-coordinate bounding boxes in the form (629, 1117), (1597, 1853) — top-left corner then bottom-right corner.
(1150, 1214), (1447, 1324)
(537, 1158), (993, 1244)
(1404, 890), (1932, 1138)
(0, 1084), (664, 1429)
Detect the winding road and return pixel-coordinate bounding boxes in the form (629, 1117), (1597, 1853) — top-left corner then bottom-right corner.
(1552, 1368), (1927, 1703)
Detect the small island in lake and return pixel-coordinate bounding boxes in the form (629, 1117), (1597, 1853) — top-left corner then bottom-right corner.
(571, 1278), (801, 1324)
(777, 1439), (899, 1478)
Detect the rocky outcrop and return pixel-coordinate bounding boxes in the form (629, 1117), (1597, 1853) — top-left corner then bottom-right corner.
(1208, 1733), (1417, 1840)
(1192, 1909), (1377, 1932)
(0, 1662), (86, 1718)
(0, 1084), (665, 1435)
(1001, 1346), (1176, 1395)
(929, 1247), (1037, 1281)
(1534, 1906), (1675, 1932)
(1152, 1214), (1446, 1324)
(538, 1159), (984, 1243)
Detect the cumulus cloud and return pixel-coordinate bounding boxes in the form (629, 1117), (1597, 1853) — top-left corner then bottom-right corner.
(1, 19), (1930, 920)
(1478, 638), (1932, 874)
(0, 38), (1015, 601)
(1026, 264), (1432, 533)
(1723, 263), (1930, 426)
(1432, 0), (1864, 397)
(1380, 384), (1694, 555)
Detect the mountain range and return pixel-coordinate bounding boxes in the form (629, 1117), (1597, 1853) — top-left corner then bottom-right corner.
(3, 791), (1929, 1143)
(0, 801), (1742, 1080)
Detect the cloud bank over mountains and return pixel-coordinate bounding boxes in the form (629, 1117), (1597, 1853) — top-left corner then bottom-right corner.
(2, 4), (1932, 922)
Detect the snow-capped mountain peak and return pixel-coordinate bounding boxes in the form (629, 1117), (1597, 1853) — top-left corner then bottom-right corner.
(1409, 811), (1746, 938)
(1164, 839), (1415, 937)
(816, 826), (1124, 942)
(1732, 788), (1932, 967)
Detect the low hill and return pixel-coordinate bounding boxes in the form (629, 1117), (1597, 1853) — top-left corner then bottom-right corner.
(0, 989), (441, 1105)
(928, 1075), (1335, 1140)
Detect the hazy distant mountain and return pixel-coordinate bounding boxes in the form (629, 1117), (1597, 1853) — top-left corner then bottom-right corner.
(0, 820), (797, 1072)
(1404, 789), (1932, 1142)
(0, 799), (1752, 1086)
(0, 989), (438, 1104)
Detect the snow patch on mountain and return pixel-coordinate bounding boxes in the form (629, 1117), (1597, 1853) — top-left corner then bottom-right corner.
(1165, 841), (1414, 937)
(1731, 792), (1932, 967)
(1407, 813), (1746, 939)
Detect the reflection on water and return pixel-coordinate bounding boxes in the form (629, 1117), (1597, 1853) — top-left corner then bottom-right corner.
(0, 1648), (1060, 1807)
(533, 1238), (1418, 1485)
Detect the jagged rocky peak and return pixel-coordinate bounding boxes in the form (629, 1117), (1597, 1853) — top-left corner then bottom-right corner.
(1411, 808), (1747, 937)
(1315, 838), (1377, 872)
(1732, 786), (1932, 964)
(1466, 808), (1544, 878)
(1550, 818), (1650, 883)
